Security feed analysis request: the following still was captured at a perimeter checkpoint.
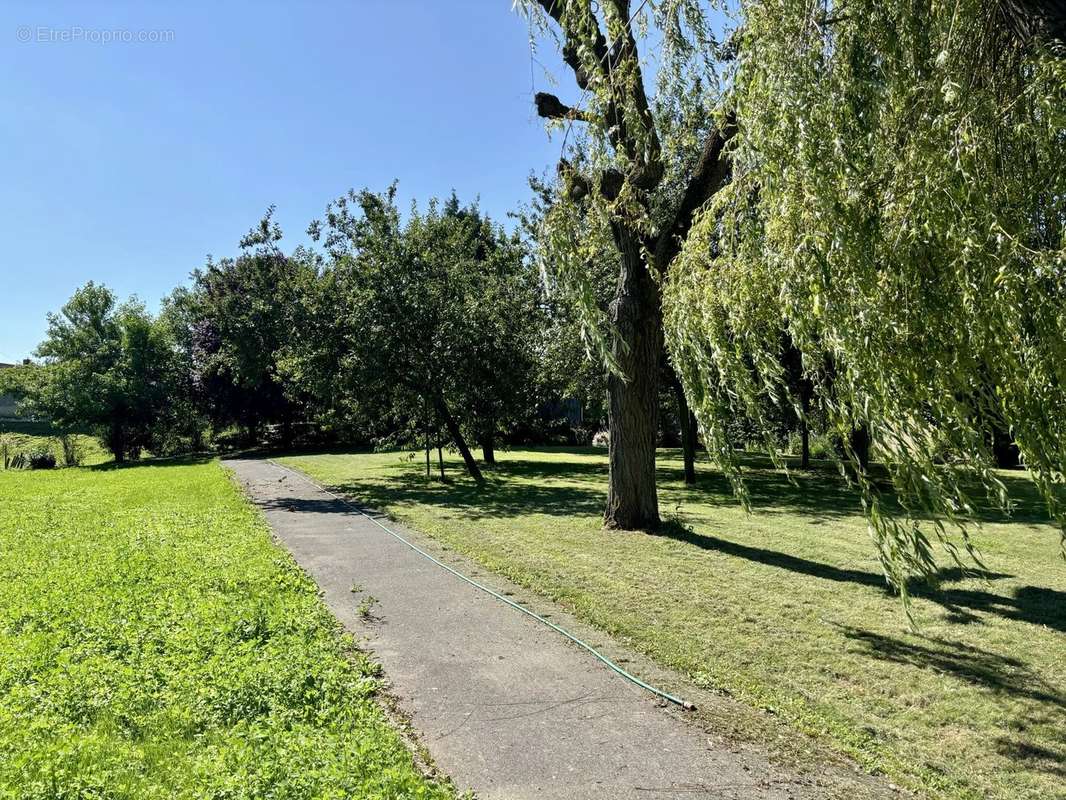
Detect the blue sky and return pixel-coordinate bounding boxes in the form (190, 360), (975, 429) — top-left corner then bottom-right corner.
(0, 1), (574, 362)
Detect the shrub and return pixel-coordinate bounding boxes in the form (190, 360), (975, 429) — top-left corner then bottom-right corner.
(592, 430), (610, 448)
(26, 449), (57, 470)
(572, 426), (595, 446)
(6, 448), (58, 470)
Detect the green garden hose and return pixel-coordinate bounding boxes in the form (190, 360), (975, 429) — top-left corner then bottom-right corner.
(268, 460), (695, 711)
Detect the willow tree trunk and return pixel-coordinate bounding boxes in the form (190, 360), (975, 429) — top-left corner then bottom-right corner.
(604, 229), (662, 529)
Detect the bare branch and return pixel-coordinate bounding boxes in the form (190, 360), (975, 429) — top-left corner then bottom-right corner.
(654, 112), (737, 269)
(535, 0), (664, 196)
(535, 92), (590, 122)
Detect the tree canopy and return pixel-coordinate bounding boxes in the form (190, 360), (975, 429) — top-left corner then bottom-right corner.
(665, 0), (1066, 593)
(28, 283), (178, 462)
(524, 0), (1066, 594)
(287, 187), (540, 480)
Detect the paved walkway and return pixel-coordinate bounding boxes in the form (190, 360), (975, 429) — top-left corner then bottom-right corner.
(227, 458), (861, 799)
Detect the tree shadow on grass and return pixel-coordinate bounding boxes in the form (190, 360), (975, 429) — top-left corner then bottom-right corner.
(281, 448), (1063, 627)
(89, 453), (215, 471)
(286, 447), (1060, 529)
(307, 450), (866, 525)
(666, 466), (870, 523)
(297, 454), (610, 522)
(667, 459), (1060, 527)
(835, 624), (1065, 708)
(653, 521), (1066, 633)
(994, 737), (1066, 780)
(331, 473), (607, 521)
(837, 624), (1066, 781)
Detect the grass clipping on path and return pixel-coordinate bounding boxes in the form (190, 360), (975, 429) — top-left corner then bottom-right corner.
(0, 460), (455, 799)
(280, 447), (1066, 800)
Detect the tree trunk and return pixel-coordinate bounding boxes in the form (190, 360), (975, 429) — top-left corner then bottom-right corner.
(434, 396), (484, 483)
(991, 426), (1021, 469)
(481, 437), (496, 465)
(604, 227), (662, 529)
(480, 421), (496, 465)
(108, 424), (126, 463)
(850, 424), (871, 470)
(672, 381), (697, 485)
(800, 391), (811, 469)
(424, 395), (432, 479)
(437, 445), (445, 480)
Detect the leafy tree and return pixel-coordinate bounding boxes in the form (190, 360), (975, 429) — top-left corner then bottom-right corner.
(663, 0), (1066, 594)
(535, 299), (610, 437)
(441, 195), (541, 464)
(182, 212), (314, 446)
(156, 286), (211, 452)
(0, 362), (35, 413)
(516, 176), (610, 441)
(522, 0), (1066, 596)
(293, 187), (535, 481)
(29, 283), (176, 462)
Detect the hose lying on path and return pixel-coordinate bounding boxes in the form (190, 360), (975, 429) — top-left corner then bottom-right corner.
(267, 459), (695, 711)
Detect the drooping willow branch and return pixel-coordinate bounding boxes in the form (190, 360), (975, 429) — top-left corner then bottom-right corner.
(663, 0), (1066, 610)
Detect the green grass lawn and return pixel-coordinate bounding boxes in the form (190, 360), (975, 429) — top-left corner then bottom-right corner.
(0, 419), (109, 467)
(0, 459), (455, 799)
(279, 447), (1066, 800)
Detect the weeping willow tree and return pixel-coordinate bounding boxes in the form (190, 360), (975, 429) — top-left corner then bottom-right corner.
(665, 0), (1066, 597)
(523, 0), (1066, 599)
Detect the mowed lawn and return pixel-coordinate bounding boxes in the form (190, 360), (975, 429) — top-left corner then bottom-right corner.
(280, 447), (1066, 800)
(0, 460), (455, 799)
(0, 420), (109, 467)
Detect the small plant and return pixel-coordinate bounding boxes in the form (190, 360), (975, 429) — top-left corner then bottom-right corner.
(357, 595), (378, 620)
(591, 430), (610, 449)
(58, 434), (83, 467)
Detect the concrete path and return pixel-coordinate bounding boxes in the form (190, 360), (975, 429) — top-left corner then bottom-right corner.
(226, 458), (857, 799)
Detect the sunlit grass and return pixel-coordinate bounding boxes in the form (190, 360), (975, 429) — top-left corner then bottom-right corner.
(0, 459), (455, 799)
(280, 446), (1066, 800)
(0, 419), (109, 467)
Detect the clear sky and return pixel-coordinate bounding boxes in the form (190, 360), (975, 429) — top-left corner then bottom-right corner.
(0, 1), (574, 362)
